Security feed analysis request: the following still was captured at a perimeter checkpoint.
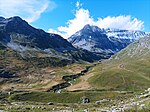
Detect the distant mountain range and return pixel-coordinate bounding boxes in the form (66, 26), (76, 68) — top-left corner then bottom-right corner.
(68, 24), (149, 55)
(0, 16), (101, 63)
(0, 16), (149, 64)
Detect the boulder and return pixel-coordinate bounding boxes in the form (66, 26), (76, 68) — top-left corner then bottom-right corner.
(82, 98), (90, 104)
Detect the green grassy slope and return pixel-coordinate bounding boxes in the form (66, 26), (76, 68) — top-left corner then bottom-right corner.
(9, 91), (132, 103)
(88, 36), (150, 91)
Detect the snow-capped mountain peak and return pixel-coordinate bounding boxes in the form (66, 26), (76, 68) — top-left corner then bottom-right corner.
(68, 24), (149, 55)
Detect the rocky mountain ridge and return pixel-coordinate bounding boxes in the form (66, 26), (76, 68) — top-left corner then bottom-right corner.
(0, 17), (101, 62)
(68, 24), (149, 54)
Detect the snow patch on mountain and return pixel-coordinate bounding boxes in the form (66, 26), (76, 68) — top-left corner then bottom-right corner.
(105, 29), (148, 40)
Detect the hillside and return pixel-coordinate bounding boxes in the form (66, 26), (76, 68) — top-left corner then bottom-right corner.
(68, 36), (150, 92)
(0, 42), (77, 91)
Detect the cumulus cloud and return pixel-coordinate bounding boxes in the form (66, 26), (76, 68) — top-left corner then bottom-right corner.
(95, 16), (144, 31)
(48, 1), (144, 39)
(0, 0), (56, 23)
(48, 8), (93, 38)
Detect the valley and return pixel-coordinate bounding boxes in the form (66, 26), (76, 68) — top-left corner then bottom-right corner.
(0, 16), (150, 112)
(0, 56), (149, 112)
(0, 69), (149, 112)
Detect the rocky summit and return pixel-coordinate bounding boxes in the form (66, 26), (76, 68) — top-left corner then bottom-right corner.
(68, 24), (149, 55)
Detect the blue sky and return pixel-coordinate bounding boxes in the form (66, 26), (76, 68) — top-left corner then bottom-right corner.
(33, 0), (150, 31)
(0, 0), (150, 38)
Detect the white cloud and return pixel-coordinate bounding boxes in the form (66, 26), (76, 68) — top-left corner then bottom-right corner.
(95, 16), (144, 31)
(0, 0), (56, 23)
(76, 1), (82, 9)
(48, 1), (144, 39)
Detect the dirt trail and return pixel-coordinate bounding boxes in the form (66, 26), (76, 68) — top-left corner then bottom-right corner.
(67, 72), (95, 91)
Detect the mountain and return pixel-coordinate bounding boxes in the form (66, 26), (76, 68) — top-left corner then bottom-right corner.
(73, 35), (150, 91)
(0, 17), (150, 112)
(0, 17), (101, 63)
(68, 24), (149, 55)
(0, 16), (75, 52)
(0, 16), (102, 92)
